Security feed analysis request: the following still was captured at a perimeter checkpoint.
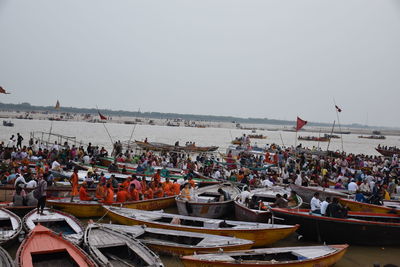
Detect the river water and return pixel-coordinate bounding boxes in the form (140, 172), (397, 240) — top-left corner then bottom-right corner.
(1, 119), (400, 266)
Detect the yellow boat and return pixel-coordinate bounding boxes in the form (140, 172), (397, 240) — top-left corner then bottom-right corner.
(338, 198), (399, 215)
(104, 206), (298, 247)
(47, 196), (176, 218)
(180, 244), (348, 267)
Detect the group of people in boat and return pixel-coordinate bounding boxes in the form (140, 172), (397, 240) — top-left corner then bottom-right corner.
(310, 193), (348, 218)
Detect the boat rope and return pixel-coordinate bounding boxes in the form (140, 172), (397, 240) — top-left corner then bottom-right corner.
(95, 208), (110, 223)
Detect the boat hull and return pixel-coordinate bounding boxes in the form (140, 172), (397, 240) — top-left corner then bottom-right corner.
(176, 198), (233, 219)
(234, 201), (270, 223)
(339, 198), (399, 215)
(147, 242), (252, 256)
(290, 184), (347, 204)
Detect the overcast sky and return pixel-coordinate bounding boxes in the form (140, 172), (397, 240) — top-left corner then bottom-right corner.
(0, 0), (399, 127)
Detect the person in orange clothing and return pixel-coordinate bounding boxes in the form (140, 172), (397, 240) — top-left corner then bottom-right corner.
(70, 168), (79, 202)
(188, 176), (195, 188)
(79, 182), (92, 201)
(163, 178), (174, 196)
(172, 181), (181, 196)
(128, 183), (139, 201)
(180, 183), (191, 200)
(153, 183), (164, 198)
(143, 182), (154, 200)
(121, 177), (131, 191)
(95, 182), (106, 200)
(140, 177), (147, 194)
(152, 169), (161, 187)
(116, 185), (129, 203)
(102, 183), (114, 204)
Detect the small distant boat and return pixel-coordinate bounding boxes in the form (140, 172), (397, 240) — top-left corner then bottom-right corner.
(0, 208), (22, 246)
(2, 121), (14, 127)
(0, 246), (14, 267)
(338, 198), (399, 215)
(23, 208), (85, 245)
(324, 134), (340, 139)
(47, 195), (176, 218)
(248, 134), (267, 139)
(234, 187), (303, 223)
(298, 136), (330, 142)
(289, 184), (349, 204)
(180, 244), (348, 267)
(333, 131), (351, 134)
(375, 147), (400, 157)
(84, 224), (164, 266)
(358, 135), (386, 140)
(271, 208), (400, 245)
(99, 223), (254, 256)
(176, 183), (241, 218)
(103, 206), (299, 247)
(16, 224), (96, 267)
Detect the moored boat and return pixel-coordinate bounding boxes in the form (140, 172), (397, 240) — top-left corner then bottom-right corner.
(84, 224), (164, 266)
(0, 208), (22, 246)
(298, 136), (330, 142)
(103, 206), (299, 247)
(180, 244), (348, 267)
(338, 198), (399, 215)
(0, 246), (14, 267)
(375, 147), (400, 157)
(234, 187), (303, 222)
(16, 224), (96, 267)
(176, 183), (240, 218)
(271, 208), (400, 245)
(289, 184), (349, 204)
(23, 208), (84, 245)
(99, 223), (254, 256)
(47, 196), (176, 218)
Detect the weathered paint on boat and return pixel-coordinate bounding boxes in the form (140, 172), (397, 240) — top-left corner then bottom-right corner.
(338, 198), (399, 215)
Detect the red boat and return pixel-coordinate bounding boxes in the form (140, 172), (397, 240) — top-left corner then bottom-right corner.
(16, 224), (97, 267)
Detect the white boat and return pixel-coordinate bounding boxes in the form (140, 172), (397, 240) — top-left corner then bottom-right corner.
(0, 208), (22, 246)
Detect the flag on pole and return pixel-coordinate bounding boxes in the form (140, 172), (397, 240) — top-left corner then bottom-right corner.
(98, 110), (107, 120)
(55, 100), (60, 110)
(335, 105), (342, 113)
(0, 86), (10, 94)
(296, 117), (307, 131)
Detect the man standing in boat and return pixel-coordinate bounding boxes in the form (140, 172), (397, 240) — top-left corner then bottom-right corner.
(36, 175), (47, 215)
(70, 168), (79, 202)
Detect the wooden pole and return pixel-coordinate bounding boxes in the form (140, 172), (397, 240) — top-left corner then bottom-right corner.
(326, 120), (335, 151)
(333, 99), (344, 152)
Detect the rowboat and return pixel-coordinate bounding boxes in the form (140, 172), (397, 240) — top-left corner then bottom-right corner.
(0, 202), (36, 217)
(176, 183), (240, 218)
(289, 184), (349, 204)
(84, 224), (163, 266)
(234, 187), (303, 223)
(298, 136), (330, 142)
(338, 198), (399, 215)
(99, 223), (254, 256)
(358, 135), (385, 139)
(47, 196), (176, 218)
(0, 246), (14, 267)
(248, 134), (267, 139)
(271, 208), (400, 245)
(103, 206), (299, 247)
(23, 208), (84, 245)
(16, 224), (97, 267)
(180, 244), (348, 267)
(135, 140), (218, 153)
(0, 208), (22, 246)
(375, 147), (400, 157)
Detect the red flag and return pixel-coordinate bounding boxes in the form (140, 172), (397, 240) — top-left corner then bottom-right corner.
(335, 105), (342, 113)
(0, 86), (10, 94)
(98, 111), (107, 120)
(296, 117), (307, 131)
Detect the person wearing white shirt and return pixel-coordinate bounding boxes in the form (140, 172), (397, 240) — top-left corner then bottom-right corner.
(320, 197), (331, 215)
(294, 173), (302, 186)
(82, 154), (91, 164)
(348, 180), (358, 193)
(261, 178), (273, 187)
(14, 174), (26, 187)
(359, 180), (371, 194)
(310, 192), (321, 214)
(26, 179), (38, 189)
(51, 160), (61, 171)
(240, 188), (252, 203)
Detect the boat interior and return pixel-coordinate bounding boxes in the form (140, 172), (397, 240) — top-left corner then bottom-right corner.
(31, 250), (79, 267)
(32, 219), (77, 235)
(197, 192), (222, 203)
(153, 216), (236, 228)
(231, 252), (304, 262)
(0, 217), (13, 231)
(137, 231), (203, 246)
(98, 244), (150, 266)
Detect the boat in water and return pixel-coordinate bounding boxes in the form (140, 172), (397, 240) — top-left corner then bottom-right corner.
(0, 246), (13, 267)
(338, 198), (399, 215)
(84, 223), (164, 266)
(98, 223), (254, 255)
(289, 184), (350, 204)
(104, 205), (298, 247)
(16, 224), (96, 267)
(180, 244), (348, 267)
(0, 208), (22, 246)
(2, 121), (14, 127)
(298, 136), (330, 142)
(176, 183), (240, 218)
(23, 208), (84, 245)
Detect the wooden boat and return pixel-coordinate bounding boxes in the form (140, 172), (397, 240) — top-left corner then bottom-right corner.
(180, 244), (348, 267)
(176, 183), (240, 218)
(99, 223), (254, 256)
(289, 184), (349, 204)
(23, 208), (84, 245)
(0, 208), (22, 246)
(2, 121), (14, 127)
(298, 136), (330, 142)
(338, 198), (399, 215)
(103, 206), (299, 247)
(84, 224), (163, 266)
(358, 135), (386, 139)
(0, 246), (14, 267)
(16, 224), (97, 267)
(375, 147), (400, 157)
(234, 187), (303, 223)
(271, 208), (400, 245)
(0, 202), (36, 217)
(231, 139), (242, 145)
(47, 195), (176, 218)
(135, 140), (218, 153)
(248, 134), (267, 139)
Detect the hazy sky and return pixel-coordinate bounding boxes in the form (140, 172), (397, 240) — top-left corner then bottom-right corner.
(0, 0), (399, 127)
